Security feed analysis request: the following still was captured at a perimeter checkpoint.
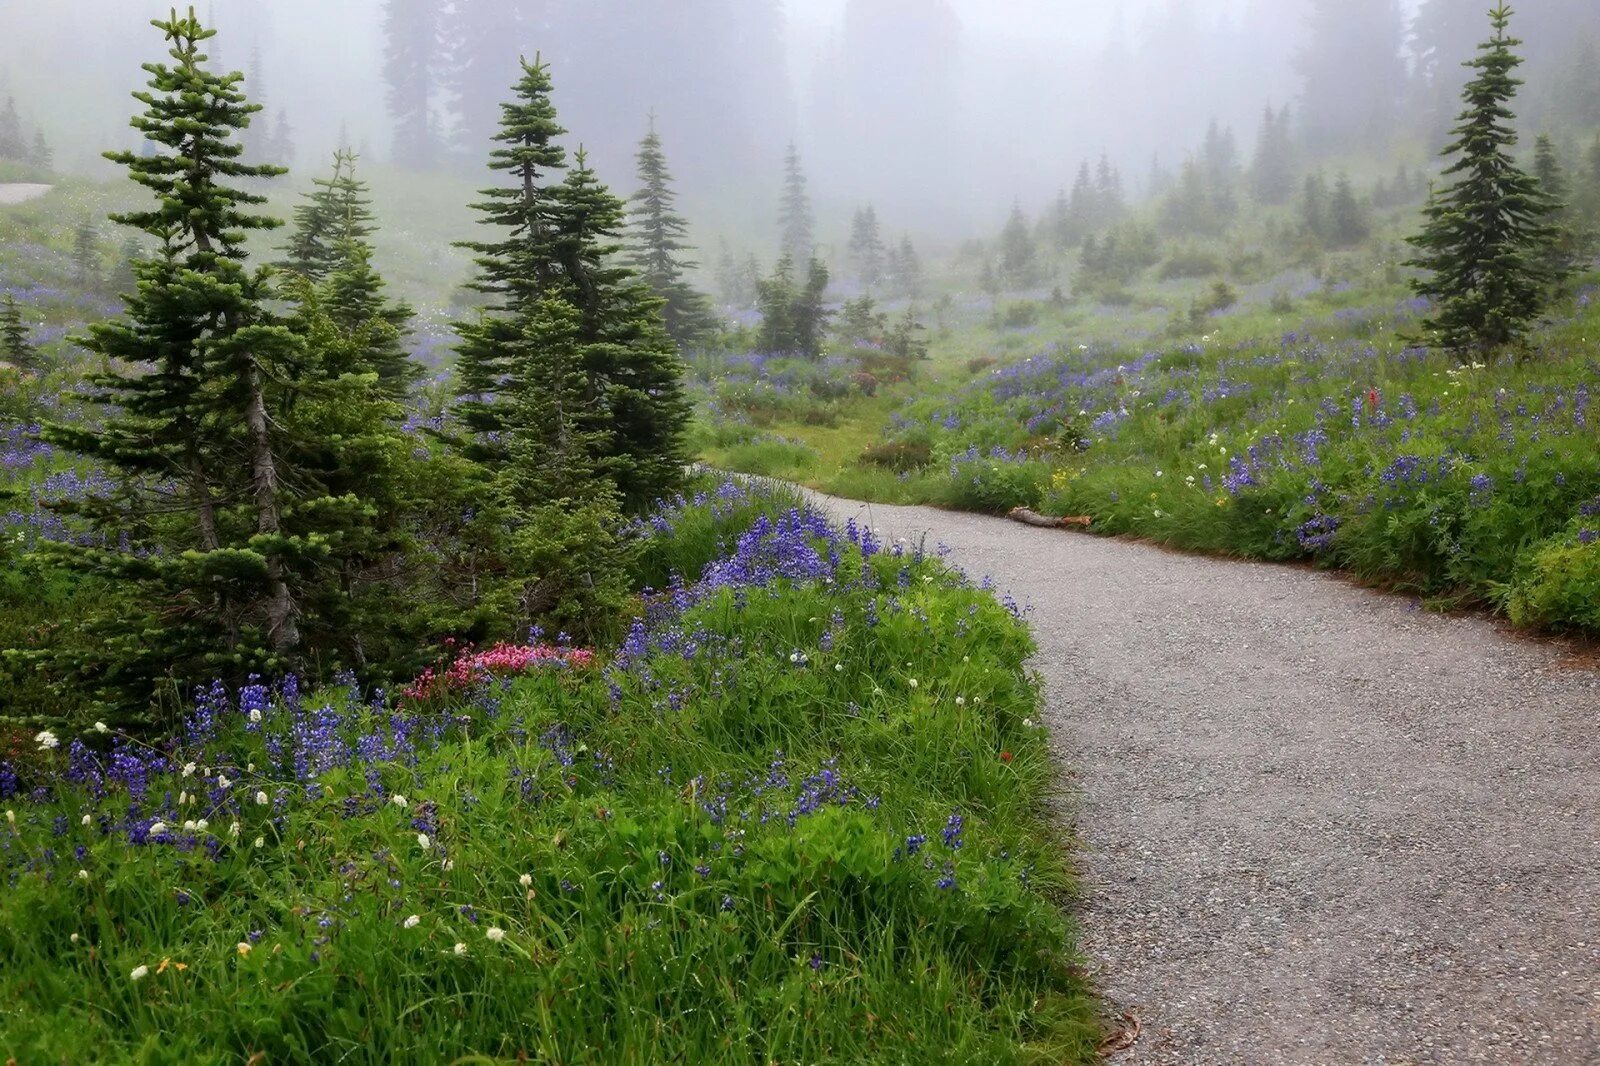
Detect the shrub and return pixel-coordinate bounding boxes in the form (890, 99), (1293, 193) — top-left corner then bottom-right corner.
(859, 439), (933, 472)
(1158, 246), (1224, 280)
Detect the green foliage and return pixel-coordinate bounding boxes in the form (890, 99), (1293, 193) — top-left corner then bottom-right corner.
(627, 119), (719, 349)
(0, 294), (38, 371)
(778, 142), (814, 265)
(1406, 4), (1563, 355)
(757, 255), (832, 359)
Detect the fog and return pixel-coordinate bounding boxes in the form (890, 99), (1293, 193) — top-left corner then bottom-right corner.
(0, 0), (1596, 243)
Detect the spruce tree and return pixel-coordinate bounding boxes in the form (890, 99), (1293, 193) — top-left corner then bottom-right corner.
(556, 147), (692, 507)
(72, 219), (101, 292)
(452, 55), (570, 466)
(1328, 173), (1371, 247)
(283, 152), (420, 401)
(28, 130), (53, 173)
(42, 8), (307, 700)
(626, 117), (718, 348)
(1251, 105), (1297, 206)
(1532, 135), (1585, 283)
(998, 203), (1038, 288)
(892, 235), (923, 299)
(792, 257), (832, 360)
(1406, 5), (1561, 355)
(756, 254), (797, 353)
(0, 294), (38, 371)
(382, 0), (442, 168)
(848, 204), (886, 290)
(778, 142), (815, 264)
(0, 98), (24, 160)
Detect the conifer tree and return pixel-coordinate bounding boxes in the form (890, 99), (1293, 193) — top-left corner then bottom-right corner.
(792, 257), (832, 360)
(998, 203), (1038, 289)
(0, 294), (38, 371)
(778, 142), (815, 264)
(281, 150), (380, 282)
(626, 117), (718, 348)
(1065, 162), (1097, 243)
(382, 0), (442, 168)
(848, 205), (886, 289)
(1250, 105), (1297, 206)
(1532, 135), (1585, 283)
(891, 235), (923, 299)
(452, 55), (570, 467)
(283, 152), (420, 402)
(555, 147), (692, 507)
(0, 98), (24, 160)
(28, 130), (53, 173)
(1327, 173), (1371, 247)
(42, 9), (308, 698)
(72, 219), (101, 292)
(1406, 5), (1561, 355)
(1095, 155), (1125, 223)
(756, 254), (798, 354)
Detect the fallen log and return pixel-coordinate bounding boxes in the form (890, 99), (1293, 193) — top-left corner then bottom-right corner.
(1008, 507), (1092, 530)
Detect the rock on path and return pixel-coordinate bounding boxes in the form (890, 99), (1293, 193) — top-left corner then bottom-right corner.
(807, 490), (1600, 1065)
(0, 183), (53, 205)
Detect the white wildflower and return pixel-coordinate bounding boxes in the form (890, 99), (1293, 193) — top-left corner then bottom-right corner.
(519, 873), (533, 888)
(254, 791), (269, 807)
(485, 926), (506, 943)
(955, 696), (967, 707)
(181, 762), (196, 778)
(391, 795), (408, 808)
(417, 833), (431, 851)
(34, 730), (59, 751)
(217, 775), (230, 789)
(403, 915), (421, 929)
(194, 819), (208, 832)
(77, 869), (89, 881)
(149, 822), (168, 836)
(908, 678), (919, 689)
(182, 820), (197, 832)
(130, 965), (149, 981)
(248, 708), (262, 724)
(453, 942), (468, 956)
(93, 722), (108, 735)
(253, 836), (265, 849)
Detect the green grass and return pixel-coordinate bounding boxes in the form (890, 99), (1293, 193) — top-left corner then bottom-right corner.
(0, 482), (1100, 1063)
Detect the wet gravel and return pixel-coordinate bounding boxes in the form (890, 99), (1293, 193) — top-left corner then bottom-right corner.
(807, 490), (1600, 1065)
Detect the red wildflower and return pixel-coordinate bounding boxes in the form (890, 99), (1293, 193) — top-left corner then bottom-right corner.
(1367, 387), (1380, 409)
(999, 750), (1014, 763)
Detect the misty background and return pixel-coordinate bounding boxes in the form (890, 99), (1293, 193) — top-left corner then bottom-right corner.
(1, 0), (1597, 246)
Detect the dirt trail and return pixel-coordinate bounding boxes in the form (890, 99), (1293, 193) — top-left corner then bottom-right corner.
(807, 489), (1600, 1065)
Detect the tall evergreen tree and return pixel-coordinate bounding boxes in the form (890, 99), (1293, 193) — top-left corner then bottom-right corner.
(72, 218), (101, 292)
(1531, 134), (1586, 283)
(382, 0), (442, 168)
(1250, 105), (1297, 206)
(997, 203), (1038, 289)
(848, 204), (886, 290)
(1327, 173), (1371, 247)
(1407, 5), (1562, 355)
(452, 55), (569, 466)
(625, 116), (717, 348)
(41, 9), (309, 700)
(283, 151), (420, 401)
(0, 98), (24, 160)
(28, 130), (53, 173)
(0, 294), (38, 371)
(778, 142), (815, 265)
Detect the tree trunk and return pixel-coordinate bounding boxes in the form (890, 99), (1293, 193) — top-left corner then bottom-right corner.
(245, 359), (300, 652)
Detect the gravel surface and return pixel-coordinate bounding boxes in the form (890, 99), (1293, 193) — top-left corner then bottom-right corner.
(0, 183), (52, 205)
(807, 490), (1600, 1065)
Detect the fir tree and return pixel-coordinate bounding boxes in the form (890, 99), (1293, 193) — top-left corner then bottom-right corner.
(280, 150), (379, 282)
(1532, 134), (1586, 282)
(28, 129), (53, 173)
(1095, 155), (1125, 222)
(778, 142), (815, 264)
(1065, 162), (1096, 244)
(997, 203), (1038, 289)
(42, 9), (308, 699)
(382, 0), (442, 168)
(1250, 105), (1296, 206)
(283, 152), (420, 402)
(72, 218), (101, 292)
(792, 257), (832, 360)
(1406, 5), (1562, 355)
(452, 55), (570, 466)
(1327, 173), (1370, 247)
(756, 254), (797, 354)
(848, 204), (886, 290)
(555, 147), (692, 508)
(0, 294), (38, 371)
(1301, 173), (1330, 239)
(626, 117), (718, 348)
(891, 235), (923, 299)
(0, 98), (24, 160)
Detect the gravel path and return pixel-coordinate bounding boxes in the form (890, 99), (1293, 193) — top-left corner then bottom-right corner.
(0, 183), (52, 206)
(806, 490), (1600, 1065)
